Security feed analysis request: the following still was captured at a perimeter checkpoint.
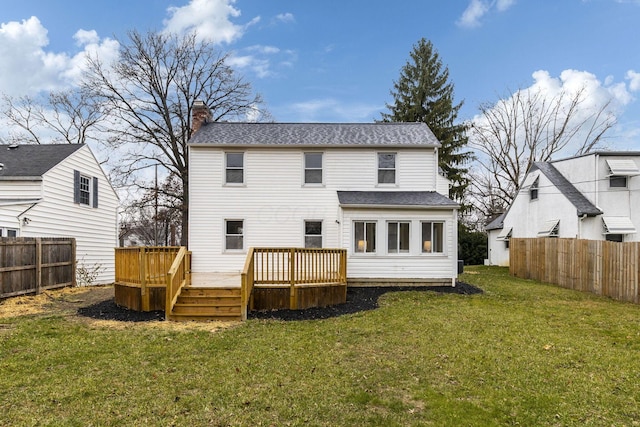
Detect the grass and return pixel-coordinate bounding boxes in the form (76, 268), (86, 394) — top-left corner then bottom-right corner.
(1, 266), (640, 426)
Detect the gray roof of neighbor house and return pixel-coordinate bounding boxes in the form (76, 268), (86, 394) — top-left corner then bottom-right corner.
(189, 122), (441, 147)
(0, 144), (84, 179)
(485, 212), (506, 231)
(337, 191), (459, 208)
(531, 162), (603, 216)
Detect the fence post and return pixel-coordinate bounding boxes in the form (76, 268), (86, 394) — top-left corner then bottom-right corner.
(35, 238), (42, 295)
(289, 248), (297, 310)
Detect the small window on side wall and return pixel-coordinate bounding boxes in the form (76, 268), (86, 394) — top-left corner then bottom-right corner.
(609, 176), (627, 188)
(225, 220), (244, 250)
(73, 170), (98, 208)
(530, 177), (539, 200)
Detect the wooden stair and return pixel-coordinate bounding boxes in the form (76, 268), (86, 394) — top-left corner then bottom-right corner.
(168, 287), (242, 321)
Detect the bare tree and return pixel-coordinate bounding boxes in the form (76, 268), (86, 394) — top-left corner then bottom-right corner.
(469, 86), (616, 216)
(0, 89), (105, 145)
(83, 30), (267, 245)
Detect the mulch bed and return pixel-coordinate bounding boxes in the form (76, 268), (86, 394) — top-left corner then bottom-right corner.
(77, 281), (482, 323)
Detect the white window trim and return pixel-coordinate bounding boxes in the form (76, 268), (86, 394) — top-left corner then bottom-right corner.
(353, 220), (377, 255)
(387, 221), (411, 254)
(1, 227), (19, 237)
(609, 175), (628, 189)
(224, 219), (245, 252)
(421, 221), (446, 255)
(224, 152), (245, 186)
(303, 220), (323, 248)
(376, 152), (397, 186)
(303, 152), (324, 187)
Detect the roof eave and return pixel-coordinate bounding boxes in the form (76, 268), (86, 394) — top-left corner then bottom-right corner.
(339, 203), (459, 210)
(0, 176), (43, 181)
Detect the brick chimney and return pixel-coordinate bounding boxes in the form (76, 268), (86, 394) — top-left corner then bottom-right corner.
(191, 100), (212, 134)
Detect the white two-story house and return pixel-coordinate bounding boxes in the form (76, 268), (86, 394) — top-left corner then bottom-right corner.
(188, 107), (460, 286)
(0, 144), (119, 284)
(487, 151), (640, 266)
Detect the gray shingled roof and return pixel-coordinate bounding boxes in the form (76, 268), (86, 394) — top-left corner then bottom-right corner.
(189, 122), (441, 147)
(485, 212), (506, 231)
(337, 191), (459, 208)
(531, 162), (602, 216)
(0, 144), (84, 179)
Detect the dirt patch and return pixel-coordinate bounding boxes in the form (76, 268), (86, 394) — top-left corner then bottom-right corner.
(1, 281), (482, 326)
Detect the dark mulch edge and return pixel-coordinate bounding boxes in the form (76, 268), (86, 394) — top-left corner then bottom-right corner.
(76, 281), (482, 323)
(249, 281), (482, 321)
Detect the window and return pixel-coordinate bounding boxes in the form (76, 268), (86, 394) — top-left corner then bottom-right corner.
(530, 177), (539, 200)
(377, 152), (396, 184)
(606, 234), (624, 242)
(354, 221), (376, 253)
(304, 221), (322, 248)
(304, 153), (323, 184)
(225, 152), (244, 184)
(73, 170), (98, 208)
(388, 222), (410, 253)
(422, 222), (444, 253)
(610, 176), (627, 188)
(225, 220), (244, 250)
(1, 228), (18, 237)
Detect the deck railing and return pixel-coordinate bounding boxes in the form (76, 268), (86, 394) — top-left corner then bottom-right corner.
(165, 247), (191, 320)
(241, 247), (347, 316)
(115, 246), (188, 311)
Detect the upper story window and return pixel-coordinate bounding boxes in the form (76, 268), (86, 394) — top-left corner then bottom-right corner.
(377, 152), (396, 184)
(225, 152), (244, 184)
(73, 170), (98, 208)
(606, 159), (639, 189)
(304, 153), (323, 184)
(530, 177), (539, 201)
(304, 220), (322, 248)
(388, 221), (410, 254)
(422, 221), (444, 253)
(354, 221), (376, 253)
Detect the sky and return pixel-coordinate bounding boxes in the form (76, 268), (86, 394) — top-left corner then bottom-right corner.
(1, 0), (639, 153)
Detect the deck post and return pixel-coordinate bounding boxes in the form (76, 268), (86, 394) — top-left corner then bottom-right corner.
(289, 247), (297, 310)
(140, 247), (150, 311)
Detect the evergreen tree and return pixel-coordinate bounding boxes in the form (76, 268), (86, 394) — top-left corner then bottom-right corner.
(381, 38), (471, 202)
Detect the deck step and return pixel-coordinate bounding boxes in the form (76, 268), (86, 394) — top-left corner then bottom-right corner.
(168, 286), (243, 322)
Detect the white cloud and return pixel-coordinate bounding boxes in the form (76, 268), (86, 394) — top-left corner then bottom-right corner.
(626, 70), (640, 91)
(74, 29), (99, 46)
(457, 0), (516, 28)
(227, 46), (296, 79)
(274, 13), (295, 24)
(163, 0), (259, 44)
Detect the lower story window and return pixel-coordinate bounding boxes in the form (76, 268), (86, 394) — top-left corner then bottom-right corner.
(388, 221), (410, 253)
(225, 220), (244, 250)
(606, 234), (624, 242)
(354, 221), (376, 253)
(304, 221), (322, 248)
(422, 221), (444, 253)
(1, 228), (18, 237)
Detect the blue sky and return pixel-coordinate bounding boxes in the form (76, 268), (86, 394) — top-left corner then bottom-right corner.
(1, 0), (639, 150)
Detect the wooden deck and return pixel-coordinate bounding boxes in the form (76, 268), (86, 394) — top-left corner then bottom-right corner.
(114, 246), (348, 321)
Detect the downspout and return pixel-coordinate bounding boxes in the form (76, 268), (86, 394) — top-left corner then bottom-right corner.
(578, 214), (587, 239)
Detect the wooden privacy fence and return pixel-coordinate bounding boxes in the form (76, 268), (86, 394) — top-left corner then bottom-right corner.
(0, 237), (76, 298)
(510, 238), (640, 304)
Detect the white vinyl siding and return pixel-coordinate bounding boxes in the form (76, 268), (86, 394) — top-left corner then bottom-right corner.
(188, 145), (455, 280)
(14, 146), (119, 284)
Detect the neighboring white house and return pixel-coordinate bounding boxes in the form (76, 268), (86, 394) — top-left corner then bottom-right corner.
(188, 110), (460, 285)
(0, 144), (119, 284)
(487, 151), (640, 266)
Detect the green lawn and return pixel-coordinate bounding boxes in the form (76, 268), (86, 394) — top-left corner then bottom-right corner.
(1, 266), (639, 426)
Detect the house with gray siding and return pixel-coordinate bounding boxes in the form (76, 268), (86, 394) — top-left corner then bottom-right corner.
(0, 144), (119, 284)
(188, 105), (460, 285)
